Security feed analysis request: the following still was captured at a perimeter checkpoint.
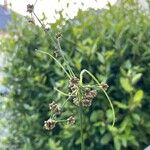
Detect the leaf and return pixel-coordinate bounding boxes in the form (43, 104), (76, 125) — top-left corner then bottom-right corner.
(97, 53), (105, 64)
(114, 101), (128, 109)
(101, 133), (111, 145)
(114, 136), (121, 150)
(131, 73), (142, 85)
(90, 110), (104, 122)
(120, 77), (133, 93)
(133, 90), (144, 104)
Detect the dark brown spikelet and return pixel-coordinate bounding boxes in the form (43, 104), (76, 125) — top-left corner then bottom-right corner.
(49, 101), (61, 114)
(82, 98), (92, 107)
(68, 77), (80, 92)
(85, 89), (97, 99)
(27, 4), (34, 13)
(44, 119), (56, 130)
(100, 83), (109, 91)
(67, 116), (76, 125)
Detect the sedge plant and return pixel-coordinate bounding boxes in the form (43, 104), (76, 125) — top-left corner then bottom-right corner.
(26, 3), (115, 150)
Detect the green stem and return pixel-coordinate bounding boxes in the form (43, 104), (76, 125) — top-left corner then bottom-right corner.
(79, 69), (115, 126)
(79, 106), (84, 150)
(36, 50), (71, 79)
(57, 38), (75, 77)
(54, 88), (70, 96)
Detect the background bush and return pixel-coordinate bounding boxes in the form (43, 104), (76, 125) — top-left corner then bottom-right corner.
(0, 1), (150, 150)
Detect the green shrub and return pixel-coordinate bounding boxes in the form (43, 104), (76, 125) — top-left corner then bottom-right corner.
(0, 1), (150, 150)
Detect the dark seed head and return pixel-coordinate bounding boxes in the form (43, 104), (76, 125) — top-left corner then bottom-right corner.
(85, 89), (97, 98)
(100, 83), (109, 91)
(82, 98), (92, 107)
(27, 4), (34, 13)
(44, 119), (56, 130)
(67, 116), (75, 125)
(49, 101), (61, 114)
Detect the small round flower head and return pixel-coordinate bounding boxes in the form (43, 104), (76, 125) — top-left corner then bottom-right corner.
(49, 101), (61, 114)
(44, 119), (56, 130)
(67, 116), (75, 125)
(100, 83), (109, 91)
(27, 4), (34, 13)
(69, 77), (80, 92)
(55, 32), (62, 39)
(82, 98), (92, 107)
(70, 77), (80, 85)
(85, 89), (97, 99)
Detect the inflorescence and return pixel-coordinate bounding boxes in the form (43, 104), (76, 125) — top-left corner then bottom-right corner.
(26, 3), (115, 131)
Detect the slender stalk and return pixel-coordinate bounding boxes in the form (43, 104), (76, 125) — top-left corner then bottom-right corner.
(79, 106), (84, 150)
(36, 50), (71, 79)
(79, 69), (115, 126)
(57, 38), (75, 77)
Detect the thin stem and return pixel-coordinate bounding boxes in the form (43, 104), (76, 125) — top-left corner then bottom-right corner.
(36, 50), (71, 79)
(79, 106), (84, 150)
(100, 88), (115, 126)
(33, 12), (57, 48)
(54, 88), (70, 96)
(61, 97), (70, 108)
(33, 12), (45, 29)
(79, 69), (115, 126)
(33, 11), (75, 79)
(57, 38), (75, 77)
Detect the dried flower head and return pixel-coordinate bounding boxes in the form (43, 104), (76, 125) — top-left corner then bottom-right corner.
(67, 116), (76, 125)
(44, 119), (56, 130)
(85, 89), (97, 99)
(100, 83), (109, 91)
(82, 98), (92, 107)
(69, 77), (80, 92)
(49, 101), (61, 114)
(27, 4), (34, 13)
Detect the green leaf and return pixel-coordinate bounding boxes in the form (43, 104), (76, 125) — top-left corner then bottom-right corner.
(120, 77), (133, 93)
(114, 136), (121, 150)
(133, 90), (144, 104)
(101, 133), (111, 145)
(131, 73), (142, 85)
(114, 101), (128, 109)
(90, 110), (104, 122)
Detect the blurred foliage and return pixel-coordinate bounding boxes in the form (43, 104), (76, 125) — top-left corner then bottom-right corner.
(0, 0), (150, 150)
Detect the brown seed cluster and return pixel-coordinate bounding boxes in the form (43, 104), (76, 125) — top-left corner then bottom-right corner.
(69, 77), (80, 92)
(27, 4), (34, 13)
(81, 89), (97, 107)
(44, 119), (56, 130)
(68, 77), (97, 107)
(49, 101), (61, 114)
(100, 83), (109, 91)
(67, 116), (76, 125)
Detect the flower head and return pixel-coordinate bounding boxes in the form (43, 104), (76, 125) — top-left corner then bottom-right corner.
(67, 116), (76, 125)
(44, 119), (56, 130)
(27, 4), (34, 13)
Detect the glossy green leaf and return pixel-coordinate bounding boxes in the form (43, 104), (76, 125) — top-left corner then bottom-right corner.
(101, 133), (111, 145)
(133, 90), (144, 104)
(131, 73), (142, 85)
(120, 77), (133, 93)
